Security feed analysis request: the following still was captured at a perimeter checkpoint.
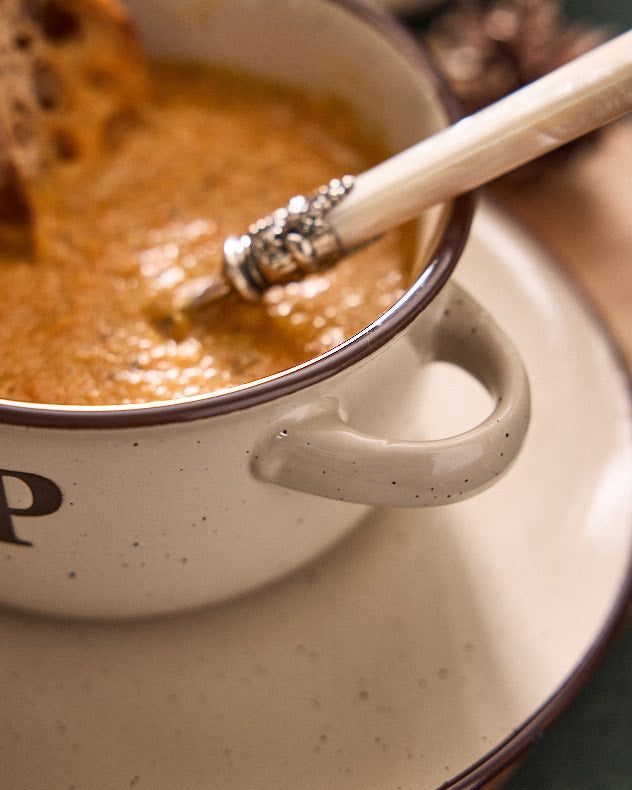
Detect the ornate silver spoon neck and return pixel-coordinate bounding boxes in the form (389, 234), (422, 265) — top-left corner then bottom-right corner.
(222, 175), (355, 301)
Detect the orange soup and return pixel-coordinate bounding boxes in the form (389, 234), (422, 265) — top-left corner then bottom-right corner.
(0, 62), (413, 405)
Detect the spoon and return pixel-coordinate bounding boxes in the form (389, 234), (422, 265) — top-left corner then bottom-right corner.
(171, 29), (632, 313)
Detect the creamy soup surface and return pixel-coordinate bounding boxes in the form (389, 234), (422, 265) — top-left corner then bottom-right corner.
(0, 62), (414, 406)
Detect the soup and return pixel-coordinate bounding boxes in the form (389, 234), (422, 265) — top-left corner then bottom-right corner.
(0, 61), (414, 405)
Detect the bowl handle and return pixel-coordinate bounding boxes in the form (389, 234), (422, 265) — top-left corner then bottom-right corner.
(251, 282), (530, 507)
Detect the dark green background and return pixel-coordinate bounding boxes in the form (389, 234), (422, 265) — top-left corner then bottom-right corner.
(399, 2), (632, 788)
(502, 622), (632, 789)
(566, 0), (632, 29)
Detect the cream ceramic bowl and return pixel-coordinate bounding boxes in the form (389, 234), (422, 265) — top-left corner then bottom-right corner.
(0, 0), (529, 619)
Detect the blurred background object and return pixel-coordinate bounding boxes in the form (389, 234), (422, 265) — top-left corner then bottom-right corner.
(387, 1), (631, 183)
(419, 0), (610, 180)
(381, 0), (632, 29)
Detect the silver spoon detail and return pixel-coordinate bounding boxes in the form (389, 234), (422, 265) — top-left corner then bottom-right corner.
(170, 29), (632, 315)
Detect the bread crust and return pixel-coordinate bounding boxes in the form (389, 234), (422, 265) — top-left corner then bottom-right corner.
(0, 0), (148, 246)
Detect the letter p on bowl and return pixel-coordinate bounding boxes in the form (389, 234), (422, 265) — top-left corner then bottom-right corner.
(0, 469), (63, 546)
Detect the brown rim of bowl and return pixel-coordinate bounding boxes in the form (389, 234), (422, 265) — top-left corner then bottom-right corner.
(0, 0), (475, 429)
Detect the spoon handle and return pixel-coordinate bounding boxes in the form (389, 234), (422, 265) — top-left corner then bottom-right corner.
(329, 29), (632, 249)
(171, 30), (632, 312)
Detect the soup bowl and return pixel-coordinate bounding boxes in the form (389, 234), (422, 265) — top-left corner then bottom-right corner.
(0, 0), (529, 619)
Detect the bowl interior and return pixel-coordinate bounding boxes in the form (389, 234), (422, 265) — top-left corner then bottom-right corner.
(124, 0), (454, 263)
(124, 0), (450, 143)
(0, 0), (471, 425)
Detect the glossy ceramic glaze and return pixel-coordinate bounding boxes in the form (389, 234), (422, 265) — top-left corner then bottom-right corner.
(2, 202), (630, 788)
(0, 0), (529, 618)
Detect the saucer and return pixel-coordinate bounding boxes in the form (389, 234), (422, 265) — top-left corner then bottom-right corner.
(2, 201), (631, 789)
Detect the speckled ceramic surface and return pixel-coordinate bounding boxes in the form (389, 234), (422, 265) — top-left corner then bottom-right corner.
(2, 201), (631, 788)
(0, 0), (533, 620)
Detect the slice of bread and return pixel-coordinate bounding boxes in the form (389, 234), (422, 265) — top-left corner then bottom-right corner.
(0, 153), (33, 255)
(0, 0), (148, 251)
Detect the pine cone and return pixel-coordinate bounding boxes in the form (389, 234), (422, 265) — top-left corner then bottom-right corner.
(422, 0), (610, 180)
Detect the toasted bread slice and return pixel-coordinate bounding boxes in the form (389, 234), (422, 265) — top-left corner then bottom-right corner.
(0, 0), (148, 251)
